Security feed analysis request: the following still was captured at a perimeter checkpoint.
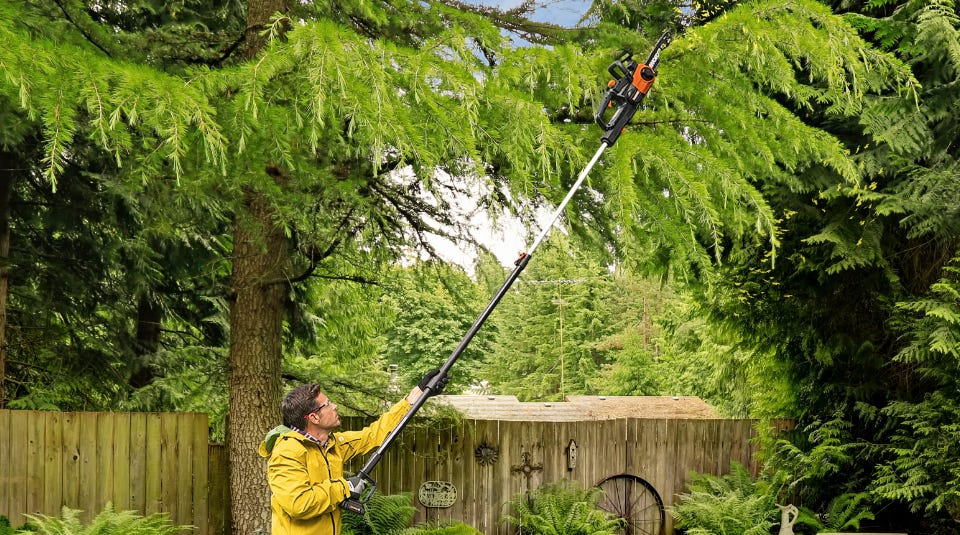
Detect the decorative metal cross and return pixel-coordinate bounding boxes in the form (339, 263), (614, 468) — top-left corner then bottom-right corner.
(511, 451), (544, 488)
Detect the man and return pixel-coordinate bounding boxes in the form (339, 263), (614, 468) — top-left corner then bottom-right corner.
(259, 371), (444, 535)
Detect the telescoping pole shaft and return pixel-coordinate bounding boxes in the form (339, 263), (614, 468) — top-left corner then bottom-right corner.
(339, 143), (610, 514)
(368, 140), (606, 461)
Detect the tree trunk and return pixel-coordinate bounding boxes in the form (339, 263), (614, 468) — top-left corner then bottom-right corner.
(129, 295), (162, 389)
(0, 151), (11, 408)
(228, 184), (287, 533)
(230, 1), (291, 532)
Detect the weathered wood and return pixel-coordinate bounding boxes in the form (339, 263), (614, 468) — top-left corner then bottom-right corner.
(1, 408), (785, 535)
(335, 413), (779, 535)
(112, 412), (131, 511)
(25, 411), (43, 523)
(0, 410), (210, 533)
(95, 412), (115, 518)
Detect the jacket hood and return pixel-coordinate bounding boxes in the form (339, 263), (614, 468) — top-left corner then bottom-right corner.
(259, 424), (292, 457)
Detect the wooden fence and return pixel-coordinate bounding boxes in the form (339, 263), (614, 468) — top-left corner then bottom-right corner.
(341, 416), (791, 535)
(1, 409), (786, 535)
(0, 410), (214, 533)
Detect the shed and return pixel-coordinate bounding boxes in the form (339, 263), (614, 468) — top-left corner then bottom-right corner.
(344, 395), (788, 535)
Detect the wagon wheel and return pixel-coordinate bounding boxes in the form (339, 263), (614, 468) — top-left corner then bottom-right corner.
(596, 474), (665, 535)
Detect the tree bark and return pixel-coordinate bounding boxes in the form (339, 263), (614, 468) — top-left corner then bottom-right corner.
(229, 184), (287, 533)
(0, 151), (11, 408)
(230, 0), (291, 532)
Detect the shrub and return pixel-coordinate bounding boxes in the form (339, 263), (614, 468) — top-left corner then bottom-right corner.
(503, 479), (624, 535)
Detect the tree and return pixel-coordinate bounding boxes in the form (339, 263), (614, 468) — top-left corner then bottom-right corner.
(381, 262), (488, 393)
(483, 235), (616, 400)
(680, 0), (960, 529)
(2, 0), (923, 532)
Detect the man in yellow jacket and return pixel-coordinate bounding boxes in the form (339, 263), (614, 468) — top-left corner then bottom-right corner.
(259, 372), (443, 535)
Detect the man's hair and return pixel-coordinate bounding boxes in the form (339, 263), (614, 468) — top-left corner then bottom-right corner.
(281, 383), (323, 428)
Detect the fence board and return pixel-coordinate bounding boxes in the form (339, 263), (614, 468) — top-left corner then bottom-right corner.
(95, 413), (115, 517)
(145, 413), (162, 515)
(207, 444), (229, 535)
(112, 412), (131, 511)
(0, 409), (8, 521)
(0, 410), (209, 533)
(43, 412), (63, 518)
(61, 412), (81, 516)
(192, 414), (209, 535)
(3, 411), (28, 524)
(129, 412), (147, 513)
(25, 411), (43, 523)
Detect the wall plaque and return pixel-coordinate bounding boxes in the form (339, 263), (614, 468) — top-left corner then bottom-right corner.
(418, 481), (457, 508)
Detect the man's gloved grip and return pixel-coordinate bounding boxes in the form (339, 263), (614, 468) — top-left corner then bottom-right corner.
(418, 369), (448, 395)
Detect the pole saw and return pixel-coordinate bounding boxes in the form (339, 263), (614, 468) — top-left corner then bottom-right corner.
(340, 30), (672, 515)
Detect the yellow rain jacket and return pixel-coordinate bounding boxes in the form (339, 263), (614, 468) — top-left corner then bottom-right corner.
(259, 399), (411, 535)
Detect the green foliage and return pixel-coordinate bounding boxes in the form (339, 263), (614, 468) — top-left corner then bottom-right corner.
(671, 458), (876, 535)
(670, 463), (778, 535)
(770, 417), (861, 495)
(0, 3), (226, 187)
(381, 262), (488, 393)
(503, 480), (623, 535)
(648, 292), (796, 418)
(589, 270), (673, 397)
(342, 492), (416, 535)
(16, 504), (186, 535)
(340, 491), (481, 535)
(401, 522), (482, 535)
(872, 391), (960, 519)
(482, 236), (617, 400)
(819, 492), (876, 532)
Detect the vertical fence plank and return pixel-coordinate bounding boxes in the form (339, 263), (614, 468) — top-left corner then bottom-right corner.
(160, 413), (179, 523)
(25, 411), (44, 522)
(93, 412), (115, 517)
(0, 410), (9, 521)
(176, 414), (193, 529)
(5, 411), (29, 525)
(77, 413), (98, 520)
(207, 444), (229, 535)
(129, 412), (147, 513)
(145, 413), (162, 514)
(60, 412), (81, 518)
(43, 411), (63, 518)
(193, 414), (209, 535)
(112, 412), (131, 511)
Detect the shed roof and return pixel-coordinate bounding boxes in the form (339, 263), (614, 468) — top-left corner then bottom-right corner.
(432, 395), (719, 421)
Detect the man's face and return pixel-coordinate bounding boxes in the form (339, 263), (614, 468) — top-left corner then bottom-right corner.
(305, 393), (340, 431)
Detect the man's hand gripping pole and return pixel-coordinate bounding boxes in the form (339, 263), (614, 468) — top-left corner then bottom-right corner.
(340, 31), (671, 516)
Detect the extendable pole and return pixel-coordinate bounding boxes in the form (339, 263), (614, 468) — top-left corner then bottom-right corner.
(341, 31), (670, 514)
(340, 143), (609, 514)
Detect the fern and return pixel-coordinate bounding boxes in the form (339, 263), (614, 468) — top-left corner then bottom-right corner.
(820, 493), (875, 532)
(18, 504), (186, 535)
(341, 492), (416, 535)
(872, 392), (960, 516)
(401, 521), (481, 535)
(670, 463), (778, 535)
(504, 480), (623, 535)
